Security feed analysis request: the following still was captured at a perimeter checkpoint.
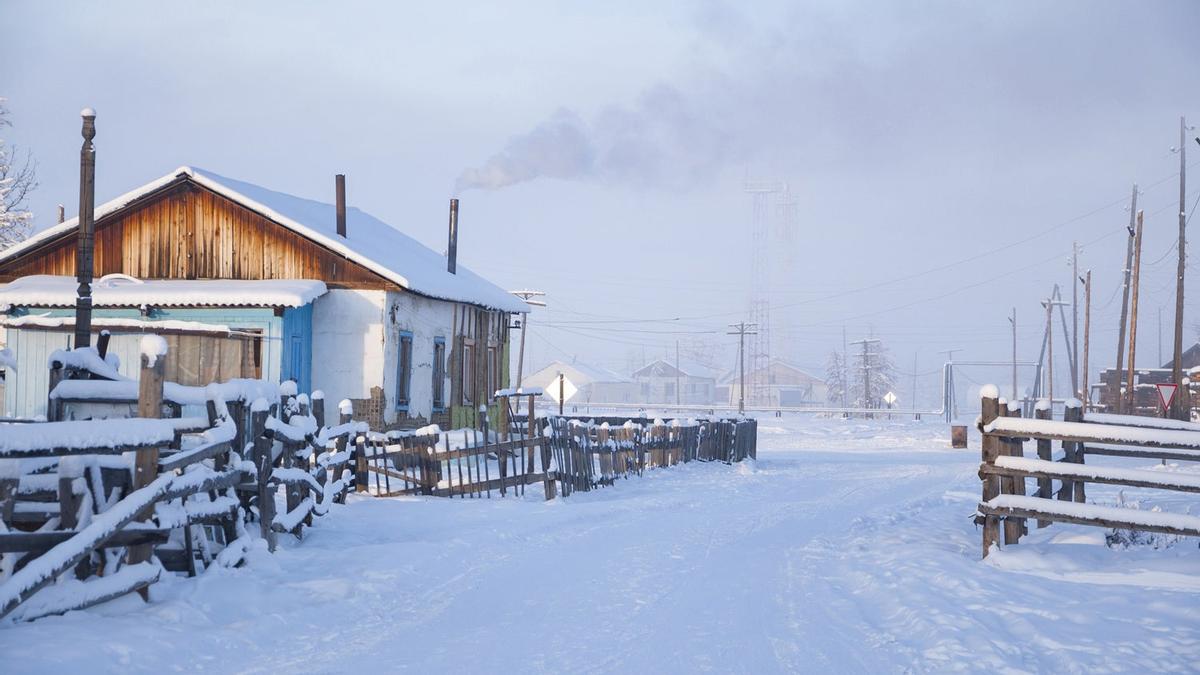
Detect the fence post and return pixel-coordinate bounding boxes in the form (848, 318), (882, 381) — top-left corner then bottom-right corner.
(334, 401), (353, 502)
(1034, 400), (1052, 528)
(126, 340), (166, 583)
(355, 434), (369, 493)
(250, 403), (277, 552)
(1000, 402), (1025, 545)
(979, 388), (1002, 558)
(1064, 400), (1086, 503)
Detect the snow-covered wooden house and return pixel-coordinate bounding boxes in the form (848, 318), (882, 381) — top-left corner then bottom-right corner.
(716, 358), (827, 408)
(0, 166), (528, 426)
(521, 360), (639, 405)
(629, 358), (718, 405)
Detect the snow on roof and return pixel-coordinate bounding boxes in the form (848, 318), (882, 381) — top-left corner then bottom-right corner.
(522, 360), (632, 388)
(0, 274), (325, 310)
(631, 358), (721, 380)
(0, 167), (528, 313)
(0, 314), (238, 336)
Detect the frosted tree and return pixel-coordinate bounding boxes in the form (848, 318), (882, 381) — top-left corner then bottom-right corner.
(824, 350), (847, 405)
(849, 339), (897, 410)
(0, 99), (37, 250)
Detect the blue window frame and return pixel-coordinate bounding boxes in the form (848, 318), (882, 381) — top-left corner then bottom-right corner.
(396, 331), (413, 411)
(432, 337), (446, 412)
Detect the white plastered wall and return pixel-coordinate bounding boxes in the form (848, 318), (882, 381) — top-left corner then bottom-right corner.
(311, 289), (387, 421)
(380, 290), (454, 423)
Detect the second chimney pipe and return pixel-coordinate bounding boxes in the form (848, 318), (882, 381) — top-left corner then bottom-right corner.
(335, 174), (346, 238)
(447, 198), (459, 274)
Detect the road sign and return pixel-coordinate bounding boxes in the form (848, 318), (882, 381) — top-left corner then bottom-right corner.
(883, 391), (897, 406)
(544, 374), (578, 404)
(1156, 383), (1178, 411)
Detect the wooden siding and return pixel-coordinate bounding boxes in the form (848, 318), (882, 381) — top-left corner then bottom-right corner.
(0, 180), (393, 289)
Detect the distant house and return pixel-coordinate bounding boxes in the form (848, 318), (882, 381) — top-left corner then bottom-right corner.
(716, 358), (827, 408)
(521, 360), (640, 404)
(1093, 342), (1200, 413)
(0, 166), (528, 426)
(630, 358), (718, 404)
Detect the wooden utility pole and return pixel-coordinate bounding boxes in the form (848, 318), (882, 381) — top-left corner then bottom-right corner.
(1009, 308), (1017, 401)
(557, 372), (564, 416)
(841, 326), (849, 409)
(508, 290), (546, 404)
(1082, 270), (1092, 410)
(1042, 290), (1069, 406)
(74, 109), (97, 350)
(1072, 242), (1081, 397)
(1172, 116), (1188, 420)
(728, 322), (758, 414)
(1114, 184), (1138, 412)
(1044, 296), (1054, 405)
(850, 338), (881, 416)
(674, 340), (681, 405)
(1126, 211), (1145, 414)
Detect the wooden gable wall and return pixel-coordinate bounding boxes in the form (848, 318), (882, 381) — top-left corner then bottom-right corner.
(0, 179), (395, 289)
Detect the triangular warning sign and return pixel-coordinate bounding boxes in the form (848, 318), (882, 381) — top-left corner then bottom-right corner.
(1156, 383), (1178, 410)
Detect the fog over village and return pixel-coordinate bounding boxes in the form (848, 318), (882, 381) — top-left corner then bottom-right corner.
(0, 2), (1199, 672)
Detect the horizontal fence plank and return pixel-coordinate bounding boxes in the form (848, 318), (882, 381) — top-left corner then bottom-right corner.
(982, 456), (1200, 494)
(0, 528), (171, 554)
(979, 495), (1200, 537)
(984, 417), (1200, 450)
(1083, 443), (1200, 463)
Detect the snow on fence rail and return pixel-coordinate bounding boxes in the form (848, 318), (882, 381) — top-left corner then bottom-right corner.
(0, 346), (368, 624)
(354, 394), (758, 501)
(547, 414), (756, 497)
(976, 386), (1200, 559)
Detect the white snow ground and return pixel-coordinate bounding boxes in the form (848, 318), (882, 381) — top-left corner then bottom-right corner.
(3, 417), (1199, 673)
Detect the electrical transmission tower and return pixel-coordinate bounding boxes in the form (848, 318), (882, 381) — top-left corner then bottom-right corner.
(743, 179), (786, 407)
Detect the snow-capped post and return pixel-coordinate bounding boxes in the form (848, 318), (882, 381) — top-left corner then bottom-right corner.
(335, 173), (346, 237)
(978, 385), (1001, 558)
(999, 402), (1025, 546)
(127, 335), (167, 578)
(446, 198), (458, 274)
(1034, 400), (1053, 528)
(354, 433), (368, 493)
(334, 399), (353, 502)
(250, 399), (278, 552)
(1063, 400), (1085, 503)
(96, 329), (111, 361)
(73, 108), (97, 350)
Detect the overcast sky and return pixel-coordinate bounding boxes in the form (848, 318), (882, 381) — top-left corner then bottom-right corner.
(3, 0), (1199, 407)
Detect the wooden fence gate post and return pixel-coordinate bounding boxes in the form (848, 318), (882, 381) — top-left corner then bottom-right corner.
(1034, 401), (1053, 528)
(980, 390), (1002, 558)
(127, 339), (166, 596)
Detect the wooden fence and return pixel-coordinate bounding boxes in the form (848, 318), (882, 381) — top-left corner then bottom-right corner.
(354, 397), (758, 501)
(0, 348), (367, 623)
(547, 416), (757, 497)
(356, 393), (555, 500)
(976, 388), (1200, 558)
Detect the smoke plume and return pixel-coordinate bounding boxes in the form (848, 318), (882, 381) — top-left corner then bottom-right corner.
(455, 84), (734, 193)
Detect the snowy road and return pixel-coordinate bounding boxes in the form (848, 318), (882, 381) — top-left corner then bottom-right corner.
(4, 418), (1200, 673)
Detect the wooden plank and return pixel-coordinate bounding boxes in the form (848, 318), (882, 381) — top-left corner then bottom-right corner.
(978, 500), (1200, 538)
(0, 528), (171, 553)
(980, 459), (1200, 494)
(984, 417), (1200, 451)
(127, 349), (166, 574)
(1083, 444), (1200, 462)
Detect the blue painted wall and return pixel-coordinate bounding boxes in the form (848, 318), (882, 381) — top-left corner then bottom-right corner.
(280, 304), (313, 394)
(2, 306), (286, 418)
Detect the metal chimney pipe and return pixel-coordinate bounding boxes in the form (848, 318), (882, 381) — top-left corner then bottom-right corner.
(74, 108), (97, 350)
(447, 198), (459, 274)
(57, 204), (65, 224)
(335, 174), (346, 237)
